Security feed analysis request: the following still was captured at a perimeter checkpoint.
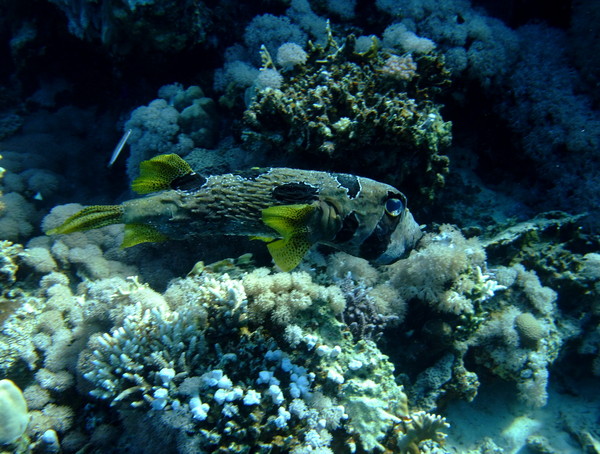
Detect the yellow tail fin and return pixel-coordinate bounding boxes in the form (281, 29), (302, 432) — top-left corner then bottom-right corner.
(46, 205), (124, 235)
(131, 154), (194, 194)
(261, 204), (315, 271)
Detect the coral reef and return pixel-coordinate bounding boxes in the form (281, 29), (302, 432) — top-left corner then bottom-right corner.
(241, 32), (452, 203)
(314, 217), (595, 414)
(375, 0), (600, 226)
(1, 249), (451, 453)
(1, 0), (600, 453)
(1, 205), (598, 453)
(47, 0), (213, 55)
(124, 84), (219, 180)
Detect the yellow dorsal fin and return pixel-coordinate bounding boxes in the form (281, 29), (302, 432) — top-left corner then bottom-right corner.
(46, 205), (124, 235)
(261, 204), (316, 271)
(131, 154), (194, 195)
(121, 223), (169, 248)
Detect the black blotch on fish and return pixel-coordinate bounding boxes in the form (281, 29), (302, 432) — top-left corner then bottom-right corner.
(272, 182), (320, 204)
(359, 215), (399, 260)
(333, 173), (361, 199)
(333, 211), (359, 243)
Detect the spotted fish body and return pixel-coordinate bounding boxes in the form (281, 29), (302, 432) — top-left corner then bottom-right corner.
(49, 154), (423, 271)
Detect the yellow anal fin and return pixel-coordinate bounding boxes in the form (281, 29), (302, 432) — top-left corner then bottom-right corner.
(47, 205), (124, 235)
(122, 223), (169, 248)
(261, 204), (316, 271)
(131, 154), (194, 195)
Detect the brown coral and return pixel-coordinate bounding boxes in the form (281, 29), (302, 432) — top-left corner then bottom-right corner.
(242, 34), (452, 204)
(514, 312), (544, 349)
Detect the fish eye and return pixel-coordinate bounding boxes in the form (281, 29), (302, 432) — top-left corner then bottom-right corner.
(385, 198), (404, 217)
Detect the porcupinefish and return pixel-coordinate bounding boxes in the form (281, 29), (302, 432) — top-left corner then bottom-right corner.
(47, 154), (422, 271)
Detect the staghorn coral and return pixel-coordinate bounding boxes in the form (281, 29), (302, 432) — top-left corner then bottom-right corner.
(80, 306), (209, 406)
(78, 271), (246, 407)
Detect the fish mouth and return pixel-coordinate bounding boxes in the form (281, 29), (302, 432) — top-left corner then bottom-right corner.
(368, 211), (423, 265)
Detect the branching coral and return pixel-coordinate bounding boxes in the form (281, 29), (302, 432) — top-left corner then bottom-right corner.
(81, 306), (209, 406)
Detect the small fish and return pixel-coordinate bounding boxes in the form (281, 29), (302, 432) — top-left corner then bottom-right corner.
(47, 154), (422, 271)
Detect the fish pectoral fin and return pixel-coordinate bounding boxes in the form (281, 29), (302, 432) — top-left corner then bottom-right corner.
(266, 234), (312, 272)
(121, 223), (169, 248)
(261, 204), (316, 271)
(261, 204), (316, 238)
(131, 154), (194, 195)
(46, 205), (124, 235)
